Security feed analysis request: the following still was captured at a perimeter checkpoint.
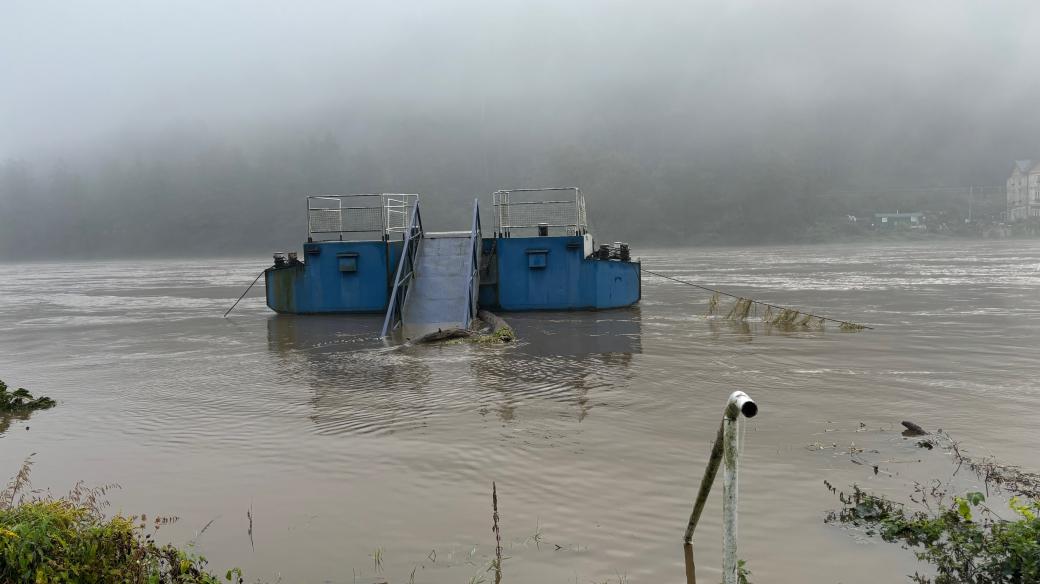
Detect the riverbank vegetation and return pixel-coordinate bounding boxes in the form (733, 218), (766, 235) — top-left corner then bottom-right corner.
(0, 457), (241, 584)
(826, 433), (1040, 584)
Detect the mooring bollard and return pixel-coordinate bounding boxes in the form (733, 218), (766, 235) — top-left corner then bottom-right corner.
(683, 391), (758, 584)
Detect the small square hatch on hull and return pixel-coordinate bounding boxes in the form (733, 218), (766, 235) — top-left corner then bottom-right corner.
(526, 249), (548, 269)
(337, 252), (359, 273)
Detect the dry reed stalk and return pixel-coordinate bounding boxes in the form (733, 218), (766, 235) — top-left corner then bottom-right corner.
(492, 482), (502, 584)
(247, 504), (254, 551)
(706, 292), (720, 316)
(0, 454), (34, 509)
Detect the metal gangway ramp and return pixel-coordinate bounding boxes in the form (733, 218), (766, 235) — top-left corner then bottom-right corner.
(382, 200), (482, 339)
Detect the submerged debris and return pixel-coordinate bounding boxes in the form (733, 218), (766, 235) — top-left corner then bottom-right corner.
(0, 380), (55, 413)
(761, 305), (773, 322)
(900, 420), (929, 436)
(473, 310), (516, 344)
(416, 311), (516, 345)
(725, 297), (753, 321)
(412, 328), (475, 344)
(769, 308), (801, 327)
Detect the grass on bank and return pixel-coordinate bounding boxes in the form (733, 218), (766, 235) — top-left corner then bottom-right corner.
(0, 456), (242, 584)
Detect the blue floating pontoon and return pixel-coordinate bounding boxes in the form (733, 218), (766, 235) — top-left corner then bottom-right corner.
(265, 188), (641, 338)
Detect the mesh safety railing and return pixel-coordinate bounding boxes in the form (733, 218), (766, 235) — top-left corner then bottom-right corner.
(307, 194), (418, 241)
(491, 188), (588, 237)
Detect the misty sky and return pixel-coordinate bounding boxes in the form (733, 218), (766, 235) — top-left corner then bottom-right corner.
(2, 0), (1040, 257)
(5, 0), (1039, 160)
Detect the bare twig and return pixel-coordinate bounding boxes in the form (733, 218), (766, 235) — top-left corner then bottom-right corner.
(190, 517), (218, 546)
(492, 482), (503, 584)
(247, 504), (254, 551)
(0, 453), (35, 509)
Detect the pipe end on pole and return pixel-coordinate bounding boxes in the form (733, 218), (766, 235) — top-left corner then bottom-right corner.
(726, 391), (757, 419)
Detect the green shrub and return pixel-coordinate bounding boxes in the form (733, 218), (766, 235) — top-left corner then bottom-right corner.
(826, 482), (1040, 584)
(0, 459), (241, 584)
(0, 379), (56, 413)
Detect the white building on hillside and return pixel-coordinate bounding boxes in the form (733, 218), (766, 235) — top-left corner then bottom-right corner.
(1007, 160), (1040, 220)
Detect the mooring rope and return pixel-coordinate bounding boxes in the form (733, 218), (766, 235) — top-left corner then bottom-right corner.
(642, 268), (873, 330)
(223, 270), (266, 318)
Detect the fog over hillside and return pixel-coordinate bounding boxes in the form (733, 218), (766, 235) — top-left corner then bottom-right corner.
(2, 0), (1039, 258)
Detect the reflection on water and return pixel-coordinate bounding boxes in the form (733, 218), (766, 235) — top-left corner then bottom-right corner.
(0, 410), (33, 435)
(266, 308), (643, 431)
(1, 241), (1038, 584)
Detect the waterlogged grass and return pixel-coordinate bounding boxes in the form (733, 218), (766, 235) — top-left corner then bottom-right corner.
(0, 457), (243, 584)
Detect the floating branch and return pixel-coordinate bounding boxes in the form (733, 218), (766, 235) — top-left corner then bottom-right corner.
(643, 269), (873, 331)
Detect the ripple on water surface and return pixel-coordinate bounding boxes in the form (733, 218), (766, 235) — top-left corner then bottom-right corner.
(0, 242), (1038, 584)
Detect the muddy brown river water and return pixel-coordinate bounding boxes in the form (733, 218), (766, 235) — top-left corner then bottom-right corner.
(1, 240), (1038, 583)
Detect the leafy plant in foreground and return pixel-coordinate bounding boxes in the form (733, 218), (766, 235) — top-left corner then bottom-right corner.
(0, 457), (243, 584)
(826, 481), (1040, 584)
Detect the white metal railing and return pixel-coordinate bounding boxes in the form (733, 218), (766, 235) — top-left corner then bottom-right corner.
(465, 199), (482, 325)
(683, 391), (758, 584)
(307, 194), (418, 241)
(381, 202), (424, 337)
(491, 187), (588, 237)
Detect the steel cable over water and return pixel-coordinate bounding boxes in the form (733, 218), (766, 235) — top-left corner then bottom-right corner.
(223, 270), (266, 318)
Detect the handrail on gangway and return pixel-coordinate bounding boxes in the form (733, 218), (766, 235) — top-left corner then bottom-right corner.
(683, 391), (758, 584)
(465, 199), (482, 326)
(381, 202), (424, 337)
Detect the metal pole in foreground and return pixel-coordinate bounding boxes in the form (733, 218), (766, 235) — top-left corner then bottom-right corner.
(723, 391), (756, 584)
(684, 391), (757, 584)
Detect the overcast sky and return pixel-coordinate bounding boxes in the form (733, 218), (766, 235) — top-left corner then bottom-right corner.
(3, 0), (1039, 160)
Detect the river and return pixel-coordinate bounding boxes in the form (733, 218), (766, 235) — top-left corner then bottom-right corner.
(1, 239), (1038, 583)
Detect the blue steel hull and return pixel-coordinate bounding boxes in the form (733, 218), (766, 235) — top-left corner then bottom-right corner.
(266, 235), (640, 315)
(478, 235), (640, 311)
(265, 240), (402, 314)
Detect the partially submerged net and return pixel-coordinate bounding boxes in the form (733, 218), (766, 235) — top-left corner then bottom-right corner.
(643, 269), (871, 332)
